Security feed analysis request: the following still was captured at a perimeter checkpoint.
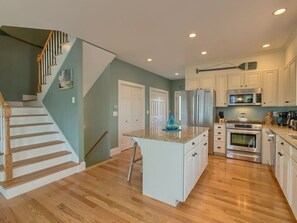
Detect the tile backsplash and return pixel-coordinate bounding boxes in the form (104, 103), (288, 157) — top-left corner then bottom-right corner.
(216, 106), (297, 122)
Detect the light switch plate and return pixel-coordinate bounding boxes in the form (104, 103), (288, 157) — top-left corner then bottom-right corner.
(72, 97), (75, 104)
(113, 111), (118, 117)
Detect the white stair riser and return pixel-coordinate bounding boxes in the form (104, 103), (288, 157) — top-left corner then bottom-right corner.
(11, 107), (44, 116)
(11, 134), (60, 148)
(13, 154), (72, 178)
(12, 144), (66, 162)
(0, 162), (85, 199)
(10, 124), (54, 136)
(10, 116), (48, 125)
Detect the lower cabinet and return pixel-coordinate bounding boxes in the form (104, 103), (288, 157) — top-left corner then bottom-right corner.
(184, 134), (208, 200)
(290, 160), (297, 217)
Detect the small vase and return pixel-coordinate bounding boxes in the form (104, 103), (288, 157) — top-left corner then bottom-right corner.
(165, 114), (179, 130)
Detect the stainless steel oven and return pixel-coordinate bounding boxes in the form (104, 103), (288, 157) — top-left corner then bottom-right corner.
(226, 122), (262, 163)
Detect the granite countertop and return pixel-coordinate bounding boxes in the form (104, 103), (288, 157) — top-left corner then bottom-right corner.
(266, 125), (297, 149)
(123, 126), (209, 144)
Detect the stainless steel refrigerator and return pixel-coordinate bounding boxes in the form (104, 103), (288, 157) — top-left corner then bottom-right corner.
(180, 90), (216, 154)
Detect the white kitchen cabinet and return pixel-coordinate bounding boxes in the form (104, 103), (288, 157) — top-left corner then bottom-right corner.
(262, 69), (279, 106)
(215, 75), (228, 107)
(282, 150), (290, 200)
(290, 159), (297, 218)
(281, 58), (296, 106)
(185, 76), (199, 90)
(227, 71), (262, 90)
(213, 124), (226, 155)
(197, 75), (216, 90)
(275, 138), (283, 187)
(184, 149), (194, 198)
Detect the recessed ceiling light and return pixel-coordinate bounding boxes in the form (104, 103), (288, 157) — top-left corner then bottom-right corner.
(201, 51), (207, 55)
(189, 33), (196, 38)
(175, 73), (179, 76)
(147, 58), (152, 62)
(262, 44), (270, 48)
(273, 8), (286, 16)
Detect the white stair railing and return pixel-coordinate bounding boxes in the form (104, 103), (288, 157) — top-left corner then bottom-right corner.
(37, 31), (69, 93)
(0, 92), (12, 181)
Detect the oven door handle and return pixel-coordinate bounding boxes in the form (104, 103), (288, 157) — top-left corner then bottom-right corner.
(227, 129), (261, 135)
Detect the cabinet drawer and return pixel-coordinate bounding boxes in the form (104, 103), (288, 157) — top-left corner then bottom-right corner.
(214, 135), (225, 142)
(214, 142), (226, 153)
(278, 137), (290, 154)
(214, 124), (225, 130)
(201, 131), (208, 141)
(185, 136), (200, 155)
(214, 130), (225, 137)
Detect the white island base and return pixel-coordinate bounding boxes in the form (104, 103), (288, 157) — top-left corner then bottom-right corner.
(127, 127), (209, 206)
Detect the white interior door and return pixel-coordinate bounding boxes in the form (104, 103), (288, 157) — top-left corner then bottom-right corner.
(119, 81), (145, 151)
(150, 88), (169, 129)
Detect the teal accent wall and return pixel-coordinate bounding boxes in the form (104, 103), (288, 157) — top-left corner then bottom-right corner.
(0, 35), (40, 101)
(43, 40), (84, 161)
(84, 59), (172, 165)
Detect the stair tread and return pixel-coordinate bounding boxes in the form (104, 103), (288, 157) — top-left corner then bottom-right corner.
(11, 140), (65, 153)
(10, 122), (53, 128)
(0, 151), (72, 172)
(22, 99), (37, 102)
(0, 161), (78, 189)
(11, 131), (59, 139)
(11, 106), (43, 108)
(11, 114), (48, 117)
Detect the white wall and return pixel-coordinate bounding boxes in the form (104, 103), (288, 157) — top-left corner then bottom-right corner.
(285, 28), (297, 64)
(82, 42), (116, 97)
(185, 50), (285, 78)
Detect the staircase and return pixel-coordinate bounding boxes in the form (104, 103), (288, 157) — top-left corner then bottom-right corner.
(0, 105), (84, 199)
(0, 30), (85, 199)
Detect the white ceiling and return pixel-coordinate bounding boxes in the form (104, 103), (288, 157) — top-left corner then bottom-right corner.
(1, 0), (297, 80)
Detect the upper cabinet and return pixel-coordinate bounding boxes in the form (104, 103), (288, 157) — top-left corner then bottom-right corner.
(197, 75), (215, 90)
(280, 58), (296, 106)
(262, 69), (278, 107)
(185, 76), (199, 90)
(215, 75), (228, 107)
(227, 71), (262, 90)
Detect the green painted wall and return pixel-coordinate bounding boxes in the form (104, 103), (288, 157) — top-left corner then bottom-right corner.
(43, 40), (84, 161)
(84, 59), (172, 165)
(0, 35), (40, 100)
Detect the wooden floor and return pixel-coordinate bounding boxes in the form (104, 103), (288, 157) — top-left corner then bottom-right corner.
(0, 149), (296, 223)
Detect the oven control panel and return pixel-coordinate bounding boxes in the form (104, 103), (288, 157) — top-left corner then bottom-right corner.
(226, 123), (262, 130)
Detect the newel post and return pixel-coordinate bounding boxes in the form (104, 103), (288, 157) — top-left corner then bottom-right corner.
(3, 102), (12, 181)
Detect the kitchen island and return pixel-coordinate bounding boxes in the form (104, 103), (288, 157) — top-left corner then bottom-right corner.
(124, 126), (209, 206)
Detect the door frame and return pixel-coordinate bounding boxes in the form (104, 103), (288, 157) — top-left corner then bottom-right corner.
(118, 80), (145, 151)
(149, 87), (169, 127)
(174, 91), (182, 122)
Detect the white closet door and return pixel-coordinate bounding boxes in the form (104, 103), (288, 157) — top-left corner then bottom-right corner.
(119, 81), (145, 151)
(150, 88), (168, 129)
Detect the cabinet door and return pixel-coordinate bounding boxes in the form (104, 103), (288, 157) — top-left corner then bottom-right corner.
(282, 65), (290, 105)
(198, 75), (215, 90)
(184, 151), (194, 199)
(276, 144), (283, 187)
(227, 73), (243, 89)
(288, 60), (296, 105)
(215, 75), (228, 107)
(203, 140), (208, 169)
(290, 161), (297, 218)
(186, 77), (199, 90)
(282, 152), (290, 199)
(262, 70), (278, 106)
(244, 71), (262, 88)
(193, 146), (201, 185)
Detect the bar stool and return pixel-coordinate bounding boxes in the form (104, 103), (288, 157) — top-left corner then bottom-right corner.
(127, 141), (142, 182)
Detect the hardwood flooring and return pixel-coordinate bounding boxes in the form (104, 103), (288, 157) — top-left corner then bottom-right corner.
(0, 150), (296, 223)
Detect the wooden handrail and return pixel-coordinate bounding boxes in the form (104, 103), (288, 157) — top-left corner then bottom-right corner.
(37, 31), (54, 62)
(85, 131), (109, 158)
(0, 92), (12, 181)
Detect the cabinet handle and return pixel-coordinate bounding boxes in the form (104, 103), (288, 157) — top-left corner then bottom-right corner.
(218, 138), (221, 140)
(192, 142), (195, 145)
(285, 101), (289, 103)
(263, 102), (266, 104)
(218, 132), (221, 134)
(204, 143), (207, 146)
(245, 85), (247, 87)
(268, 139), (271, 142)
(218, 146), (221, 149)
(192, 153), (195, 157)
(278, 152), (283, 156)
(224, 102), (227, 105)
(218, 126), (221, 129)
(240, 85), (243, 87)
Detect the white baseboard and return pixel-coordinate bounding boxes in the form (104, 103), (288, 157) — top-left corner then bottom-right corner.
(110, 147), (121, 157)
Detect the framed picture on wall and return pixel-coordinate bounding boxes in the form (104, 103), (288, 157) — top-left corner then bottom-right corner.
(59, 68), (73, 90)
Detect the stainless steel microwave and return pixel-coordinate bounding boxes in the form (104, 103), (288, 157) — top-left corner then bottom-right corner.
(227, 88), (262, 106)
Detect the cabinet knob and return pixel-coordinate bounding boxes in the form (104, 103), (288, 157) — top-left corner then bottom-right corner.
(240, 85), (243, 87)
(204, 143), (207, 146)
(218, 146), (221, 149)
(218, 132), (221, 134)
(278, 152), (283, 156)
(263, 102), (266, 104)
(224, 102), (227, 105)
(218, 138), (221, 140)
(268, 139), (271, 142)
(285, 101), (289, 103)
(281, 142), (284, 145)
(203, 134), (206, 137)
(245, 85), (247, 87)
(192, 142), (195, 145)
(218, 126), (221, 129)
